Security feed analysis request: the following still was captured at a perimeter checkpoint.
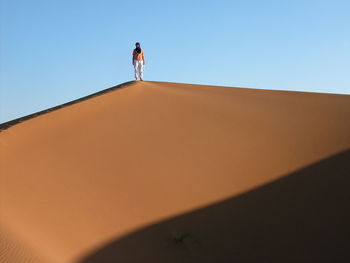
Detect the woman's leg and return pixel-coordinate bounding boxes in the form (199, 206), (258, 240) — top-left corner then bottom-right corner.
(139, 61), (144, 80)
(134, 60), (139, 80)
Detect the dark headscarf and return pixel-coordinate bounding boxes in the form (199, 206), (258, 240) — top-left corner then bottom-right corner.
(135, 42), (141, 54)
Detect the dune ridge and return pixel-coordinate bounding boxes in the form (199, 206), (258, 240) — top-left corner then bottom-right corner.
(0, 81), (135, 131)
(1, 81), (350, 262)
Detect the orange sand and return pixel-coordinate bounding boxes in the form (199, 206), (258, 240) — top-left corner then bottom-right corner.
(1, 81), (350, 263)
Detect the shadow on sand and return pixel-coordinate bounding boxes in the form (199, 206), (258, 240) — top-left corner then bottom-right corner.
(79, 149), (350, 263)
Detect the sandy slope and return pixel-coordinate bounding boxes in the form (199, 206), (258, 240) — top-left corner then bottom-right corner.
(1, 81), (350, 263)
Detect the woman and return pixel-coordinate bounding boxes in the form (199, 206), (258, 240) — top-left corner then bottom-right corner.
(132, 42), (146, 81)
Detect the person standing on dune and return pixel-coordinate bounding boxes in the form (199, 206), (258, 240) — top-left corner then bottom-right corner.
(132, 42), (146, 81)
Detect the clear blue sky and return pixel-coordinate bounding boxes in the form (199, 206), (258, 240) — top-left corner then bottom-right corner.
(1, 0), (349, 123)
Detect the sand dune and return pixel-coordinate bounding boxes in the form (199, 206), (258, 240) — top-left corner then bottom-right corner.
(1, 81), (350, 263)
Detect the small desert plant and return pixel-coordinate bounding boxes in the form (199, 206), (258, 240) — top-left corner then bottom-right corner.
(173, 232), (191, 243)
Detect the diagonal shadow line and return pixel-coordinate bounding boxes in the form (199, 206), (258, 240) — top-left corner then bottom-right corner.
(0, 81), (136, 131)
(78, 149), (350, 263)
